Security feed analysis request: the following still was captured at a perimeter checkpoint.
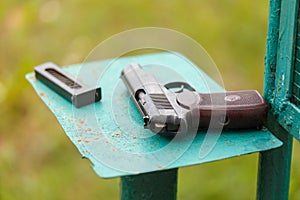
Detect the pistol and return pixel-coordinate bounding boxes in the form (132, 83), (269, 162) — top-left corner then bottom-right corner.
(121, 64), (267, 134)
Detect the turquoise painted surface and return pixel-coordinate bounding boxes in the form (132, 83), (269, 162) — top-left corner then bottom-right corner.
(263, 0), (281, 103)
(26, 52), (282, 178)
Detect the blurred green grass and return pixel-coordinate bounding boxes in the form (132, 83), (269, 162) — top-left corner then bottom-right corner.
(1, 0), (300, 199)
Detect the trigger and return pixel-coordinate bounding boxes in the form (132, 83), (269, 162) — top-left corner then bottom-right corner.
(164, 82), (196, 93)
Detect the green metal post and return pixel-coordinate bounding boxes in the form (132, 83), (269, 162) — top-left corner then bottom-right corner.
(257, 0), (296, 199)
(256, 114), (293, 200)
(120, 168), (178, 200)
(263, 0), (281, 102)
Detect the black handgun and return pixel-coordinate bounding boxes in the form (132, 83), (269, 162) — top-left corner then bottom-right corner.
(121, 64), (267, 134)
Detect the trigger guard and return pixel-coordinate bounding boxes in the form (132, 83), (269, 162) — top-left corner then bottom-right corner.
(164, 82), (196, 93)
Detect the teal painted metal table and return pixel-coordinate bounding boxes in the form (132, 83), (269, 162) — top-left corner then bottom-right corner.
(26, 52), (282, 199)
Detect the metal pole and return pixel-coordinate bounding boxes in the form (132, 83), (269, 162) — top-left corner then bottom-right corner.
(120, 168), (178, 200)
(257, 0), (294, 199)
(256, 114), (293, 200)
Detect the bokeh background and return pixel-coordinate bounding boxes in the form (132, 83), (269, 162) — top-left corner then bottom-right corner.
(1, 0), (300, 199)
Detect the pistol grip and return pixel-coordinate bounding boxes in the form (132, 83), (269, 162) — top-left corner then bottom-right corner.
(198, 90), (267, 129)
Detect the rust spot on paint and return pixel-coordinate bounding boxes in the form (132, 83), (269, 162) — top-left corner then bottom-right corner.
(78, 139), (92, 144)
(39, 92), (45, 97)
(78, 118), (87, 125)
(83, 140), (90, 144)
(113, 132), (121, 137)
(85, 128), (92, 132)
(67, 118), (75, 122)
